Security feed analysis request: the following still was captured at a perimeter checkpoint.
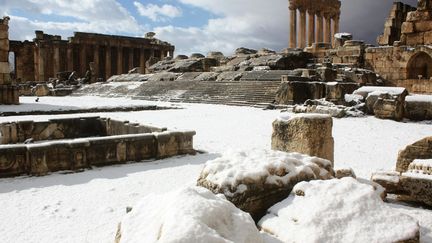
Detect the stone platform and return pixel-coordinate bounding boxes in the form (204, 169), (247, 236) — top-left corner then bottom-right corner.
(0, 117), (196, 177)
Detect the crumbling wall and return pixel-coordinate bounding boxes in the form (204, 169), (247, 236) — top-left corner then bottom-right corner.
(0, 16), (19, 104)
(378, 2), (416, 46)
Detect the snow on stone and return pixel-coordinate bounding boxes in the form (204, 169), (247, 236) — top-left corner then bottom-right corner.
(118, 186), (263, 243)
(371, 171), (401, 184)
(406, 95), (432, 103)
(200, 149), (332, 194)
(411, 159), (432, 167)
(353, 86), (406, 97)
(277, 113), (331, 122)
(259, 178), (420, 243)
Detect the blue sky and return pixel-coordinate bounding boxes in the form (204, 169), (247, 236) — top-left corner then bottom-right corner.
(1, 0), (419, 55)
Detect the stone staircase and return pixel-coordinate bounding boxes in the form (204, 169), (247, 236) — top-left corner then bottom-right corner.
(132, 80), (282, 107)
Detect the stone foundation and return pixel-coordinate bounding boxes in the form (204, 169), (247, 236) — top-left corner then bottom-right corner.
(0, 117), (196, 177)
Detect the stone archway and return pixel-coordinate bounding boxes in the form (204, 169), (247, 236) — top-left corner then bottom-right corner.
(407, 51), (432, 79)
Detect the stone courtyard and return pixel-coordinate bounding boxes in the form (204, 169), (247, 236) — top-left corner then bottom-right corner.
(0, 0), (432, 243)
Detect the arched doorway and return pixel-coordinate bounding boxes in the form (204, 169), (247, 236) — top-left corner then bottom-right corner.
(407, 51), (432, 79)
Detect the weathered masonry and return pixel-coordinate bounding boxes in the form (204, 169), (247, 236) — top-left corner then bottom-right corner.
(9, 31), (175, 82)
(0, 16), (19, 104)
(0, 117), (195, 177)
(288, 0), (341, 48)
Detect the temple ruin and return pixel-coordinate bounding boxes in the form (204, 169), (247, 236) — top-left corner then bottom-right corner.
(9, 31), (175, 82)
(0, 17), (19, 104)
(288, 0), (341, 48)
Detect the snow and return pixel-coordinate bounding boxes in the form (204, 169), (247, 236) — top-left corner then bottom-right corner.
(277, 113), (330, 122)
(406, 95), (432, 103)
(258, 178), (420, 243)
(200, 150), (332, 193)
(403, 172), (432, 180)
(411, 159), (432, 167)
(353, 86), (406, 97)
(0, 96), (432, 242)
(118, 186), (263, 243)
(371, 172), (401, 184)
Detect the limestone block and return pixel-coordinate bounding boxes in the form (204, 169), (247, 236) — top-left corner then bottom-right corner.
(406, 33), (425, 45)
(33, 84), (51, 96)
(406, 10), (432, 22)
(0, 31), (7, 39)
(0, 62), (9, 73)
(414, 20), (432, 32)
(0, 39), (8, 51)
(399, 174), (432, 207)
(0, 146), (28, 178)
(373, 93), (405, 121)
(197, 150), (334, 221)
(401, 22), (415, 34)
(316, 67), (337, 82)
(404, 96), (432, 121)
(335, 168), (357, 179)
(396, 137), (432, 172)
(272, 114), (334, 162)
(424, 31), (432, 44)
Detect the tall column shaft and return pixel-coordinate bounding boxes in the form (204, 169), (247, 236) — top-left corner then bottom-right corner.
(117, 47), (123, 75)
(299, 10), (307, 49)
(37, 46), (45, 81)
(67, 45), (73, 71)
(139, 48), (146, 74)
(289, 8), (297, 48)
(129, 48), (134, 70)
(53, 45), (60, 76)
(316, 14), (324, 43)
(105, 46), (112, 80)
(93, 45), (99, 81)
(332, 17), (340, 47)
(79, 44), (87, 76)
(308, 12), (315, 46)
(324, 16), (332, 43)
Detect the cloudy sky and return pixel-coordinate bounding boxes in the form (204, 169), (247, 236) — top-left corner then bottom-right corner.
(1, 0), (418, 55)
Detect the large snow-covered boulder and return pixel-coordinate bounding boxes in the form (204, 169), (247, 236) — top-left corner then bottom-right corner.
(116, 186), (263, 243)
(197, 149), (334, 221)
(272, 113), (334, 162)
(259, 178), (420, 243)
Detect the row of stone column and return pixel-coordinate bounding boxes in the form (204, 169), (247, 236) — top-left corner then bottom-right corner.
(289, 8), (340, 49)
(37, 44), (173, 81)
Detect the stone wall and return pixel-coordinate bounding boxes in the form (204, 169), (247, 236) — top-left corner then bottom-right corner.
(0, 16), (19, 104)
(378, 2), (416, 46)
(400, 0), (432, 46)
(365, 45), (432, 94)
(0, 117), (195, 177)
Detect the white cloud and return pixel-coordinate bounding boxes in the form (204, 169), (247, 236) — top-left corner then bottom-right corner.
(2, 0), (142, 41)
(134, 2), (182, 22)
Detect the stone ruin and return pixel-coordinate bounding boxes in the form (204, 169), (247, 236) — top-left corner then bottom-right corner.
(372, 136), (432, 207)
(0, 16), (19, 104)
(0, 117), (196, 177)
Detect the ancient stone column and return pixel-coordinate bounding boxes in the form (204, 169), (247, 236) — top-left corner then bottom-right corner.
(316, 13), (324, 43)
(105, 46), (112, 80)
(332, 16), (340, 47)
(53, 45), (60, 76)
(299, 9), (307, 49)
(37, 45), (46, 81)
(93, 45), (99, 82)
(307, 11), (315, 47)
(67, 45), (74, 71)
(289, 7), (297, 48)
(324, 15), (332, 43)
(117, 47), (123, 75)
(79, 44), (87, 76)
(139, 48), (146, 74)
(128, 48), (134, 70)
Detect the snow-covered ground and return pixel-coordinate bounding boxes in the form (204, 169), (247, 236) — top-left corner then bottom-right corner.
(0, 96), (431, 243)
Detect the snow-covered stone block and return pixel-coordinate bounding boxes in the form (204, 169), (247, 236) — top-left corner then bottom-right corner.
(259, 178), (420, 243)
(272, 113), (334, 162)
(116, 186), (263, 243)
(197, 149), (334, 221)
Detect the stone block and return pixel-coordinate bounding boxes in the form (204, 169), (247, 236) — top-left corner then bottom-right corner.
(406, 10), (432, 21)
(0, 39), (8, 51)
(396, 137), (432, 172)
(414, 20), (432, 32)
(0, 31), (7, 39)
(33, 84), (51, 96)
(0, 146), (28, 178)
(424, 31), (432, 44)
(197, 150), (334, 221)
(373, 95), (405, 121)
(404, 96), (432, 121)
(272, 114), (334, 162)
(401, 22), (415, 34)
(406, 33), (425, 45)
(0, 62), (9, 73)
